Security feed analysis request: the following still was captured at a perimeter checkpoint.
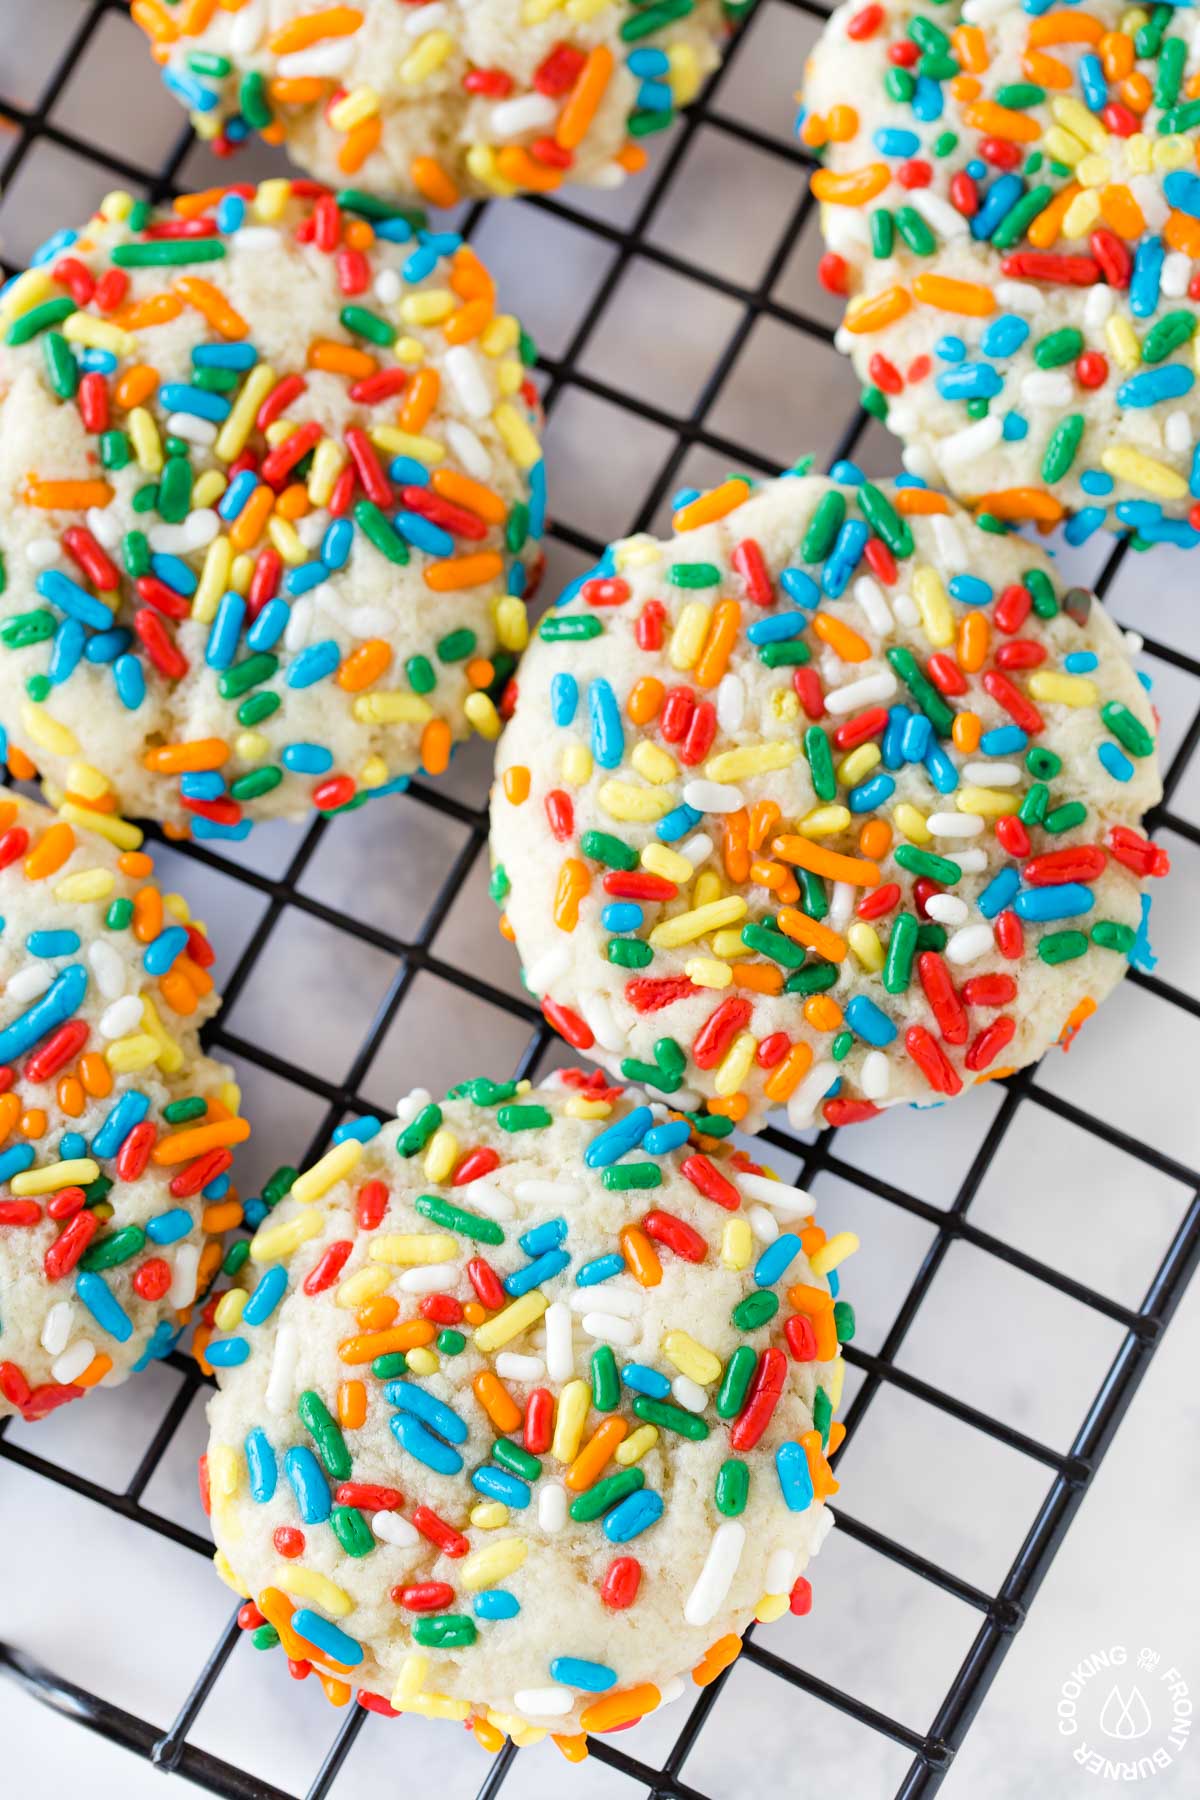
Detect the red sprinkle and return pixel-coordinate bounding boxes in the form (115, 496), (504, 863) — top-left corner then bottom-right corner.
(466, 1256), (506, 1311)
(679, 1153), (741, 1210)
(965, 1017), (1017, 1072)
(905, 1024), (963, 1096)
(601, 1556), (642, 1609)
(691, 996), (753, 1070)
(731, 538), (773, 606)
(729, 1346), (787, 1451)
(336, 1482), (403, 1511)
(542, 997), (594, 1051)
(642, 1210), (707, 1263)
(917, 951), (968, 1045)
(303, 1239), (354, 1294)
(411, 1505), (469, 1558)
(525, 1387), (553, 1454)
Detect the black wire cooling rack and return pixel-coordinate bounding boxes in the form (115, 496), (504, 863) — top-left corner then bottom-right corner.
(2, 3), (1200, 1797)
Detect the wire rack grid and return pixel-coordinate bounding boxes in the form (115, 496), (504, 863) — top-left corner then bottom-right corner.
(1, 3), (1199, 1798)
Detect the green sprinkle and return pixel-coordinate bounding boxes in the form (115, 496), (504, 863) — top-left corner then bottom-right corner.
(1, 610), (57, 649)
(1019, 781), (1048, 827)
(885, 65), (915, 103)
(415, 1193), (505, 1243)
(6, 296), (75, 345)
(396, 1103), (442, 1157)
(164, 1096), (208, 1124)
(759, 640), (811, 668)
(1034, 328), (1083, 370)
(991, 185), (1054, 251)
(337, 189), (427, 231)
(131, 482), (159, 514)
(79, 1225), (146, 1271)
(436, 627), (475, 662)
(1141, 309), (1195, 365)
(106, 898), (134, 930)
(882, 911), (918, 994)
(1023, 568), (1058, 619)
(620, 0), (694, 39)
(229, 767), (282, 802)
(813, 1385), (832, 1448)
(1038, 929), (1089, 965)
(1091, 921), (1137, 953)
(995, 82), (1045, 108)
(372, 1352), (408, 1378)
(223, 1239), (250, 1277)
(834, 1300), (856, 1343)
(716, 1344), (757, 1419)
(907, 13), (951, 53)
(406, 653), (436, 693)
(831, 1029), (854, 1061)
(239, 68), (272, 129)
(857, 482), (913, 558)
(715, 1458), (749, 1517)
(218, 651), (278, 699)
(862, 384), (889, 422)
(608, 938), (654, 968)
(25, 675), (51, 703)
(298, 1390), (352, 1479)
(328, 1505), (374, 1558)
(340, 304), (395, 346)
(541, 614), (603, 642)
(740, 922), (807, 968)
(783, 961), (839, 996)
(1026, 747), (1061, 780)
(122, 530), (151, 578)
(799, 868), (828, 921)
(580, 829), (638, 870)
(496, 1103), (552, 1132)
(893, 844), (962, 885)
(602, 1162), (662, 1190)
(1100, 701), (1154, 757)
(437, 1329), (466, 1355)
(112, 240), (227, 267)
(886, 645), (955, 736)
(237, 692), (280, 727)
(1041, 414), (1084, 484)
(263, 1165), (299, 1208)
(895, 205), (936, 256)
(99, 430), (131, 471)
(1155, 34), (1186, 106)
(1044, 800), (1088, 834)
(631, 1395), (709, 1440)
(591, 1345), (620, 1411)
(42, 331), (77, 400)
(506, 501), (530, 555)
(668, 562), (721, 588)
(158, 455), (193, 524)
(412, 1616), (476, 1649)
(493, 1438), (541, 1482)
(251, 1625), (280, 1652)
(355, 500), (410, 564)
(569, 1468), (646, 1520)
(870, 208), (895, 259)
(732, 1291), (779, 1332)
(802, 491), (845, 563)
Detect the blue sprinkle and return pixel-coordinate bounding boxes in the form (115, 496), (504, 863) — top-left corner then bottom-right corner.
(390, 1412), (464, 1476)
(873, 126), (920, 157)
(92, 1091), (150, 1160)
(291, 1611), (363, 1667)
(75, 1271), (134, 1343)
(48, 619), (85, 686)
(0, 964), (89, 1063)
(551, 672), (579, 726)
(282, 743), (335, 774)
(284, 1446), (331, 1522)
(528, 458), (547, 540)
(935, 335), (966, 364)
(1064, 652), (1098, 673)
(0, 1144), (36, 1185)
(753, 1232), (804, 1288)
(472, 1465), (531, 1507)
(621, 1363), (672, 1399)
(642, 1119), (691, 1155)
(948, 574), (992, 607)
(247, 597), (289, 652)
(575, 1253), (627, 1288)
(36, 569), (113, 632)
(385, 1379), (469, 1444)
(205, 1335), (250, 1366)
(205, 590), (245, 670)
(80, 349), (118, 374)
(628, 46), (669, 76)
(780, 566), (819, 607)
(657, 803), (702, 842)
(923, 740), (959, 793)
(1164, 170), (1200, 221)
(601, 902), (643, 933)
(243, 1263), (289, 1326)
(776, 1441), (815, 1511)
(550, 1658), (617, 1692)
(162, 66), (219, 111)
(1130, 234), (1164, 320)
(748, 609), (807, 645)
(217, 468), (258, 521)
(389, 456), (430, 486)
(144, 1208), (193, 1245)
(287, 639), (340, 688)
(284, 561), (329, 597)
(603, 1489), (664, 1542)
(980, 726), (1027, 755)
(504, 1248), (570, 1296)
(1129, 893), (1156, 973)
(321, 518), (353, 570)
(1099, 741), (1134, 782)
(585, 1106), (652, 1167)
(636, 77), (673, 112)
(158, 382), (230, 423)
(149, 553), (197, 597)
(971, 172), (1024, 241)
(900, 712), (932, 763)
(828, 460), (864, 485)
(1078, 51), (1107, 110)
(1014, 883), (1094, 922)
(1002, 412), (1029, 441)
(115, 653), (146, 711)
(87, 627), (132, 663)
(191, 816), (254, 842)
(822, 519), (869, 596)
(144, 925), (189, 976)
(245, 1428), (277, 1502)
(588, 677), (624, 768)
(474, 1589), (521, 1620)
(882, 705), (910, 769)
(936, 363), (1004, 401)
(981, 315), (1030, 359)
(403, 244), (440, 283)
(849, 771), (896, 812)
(396, 511), (454, 557)
(193, 341), (256, 370)
(978, 866), (1021, 919)
(332, 1115), (382, 1144)
(1117, 365), (1194, 409)
(911, 74), (943, 120)
(1080, 469), (1115, 497)
(519, 1217), (568, 1256)
(26, 930), (80, 957)
(844, 994), (897, 1046)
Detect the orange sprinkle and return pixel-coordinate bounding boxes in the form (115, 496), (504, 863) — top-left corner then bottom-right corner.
(202, 1199), (243, 1235)
(731, 962), (784, 996)
(115, 364), (160, 409)
(121, 851), (154, 879)
(410, 155), (461, 210)
(788, 1283), (838, 1359)
(672, 478), (751, 533)
(1028, 10), (1104, 46)
(502, 765), (531, 804)
(337, 639), (392, 692)
(800, 115), (828, 150)
(473, 1370), (522, 1434)
(132, 884), (163, 944)
(948, 75), (981, 103)
(338, 1321), (436, 1364)
(80, 1052), (112, 1098)
(957, 611), (989, 674)
(173, 186), (227, 219)
(952, 24), (989, 72)
(57, 1075), (85, 1118)
(825, 103), (859, 143)
(357, 1296), (398, 1332)
(811, 611), (871, 662)
(693, 1634), (742, 1687)
(763, 1041), (813, 1104)
(174, 275), (248, 339)
(694, 598), (741, 689)
(152, 1116), (251, 1166)
(268, 6), (363, 54)
(181, 0), (219, 30)
(20, 1109), (48, 1140)
(895, 487), (952, 516)
(843, 285), (911, 334)
(556, 44), (614, 150)
(777, 906), (848, 964)
(828, 1421), (847, 1455)
(858, 818), (891, 861)
(810, 162), (890, 205)
(1099, 29), (1135, 80)
(398, 366), (440, 435)
(338, 116), (381, 175)
(579, 1686), (660, 1734)
(116, 293), (183, 331)
(143, 737), (230, 773)
(1119, 70), (1152, 112)
(0, 1095), (20, 1142)
(472, 1717), (506, 1755)
(911, 272), (996, 316)
(24, 822), (75, 880)
(0, 802), (15, 834)
(553, 1733), (590, 1763)
(228, 483), (274, 550)
(747, 799), (780, 852)
(131, 0), (179, 44)
(421, 718), (452, 776)
(496, 146), (563, 192)
(75, 1353), (114, 1390)
(748, 858), (790, 893)
(269, 76), (327, 105)
(450, 246), (496, 304)
(275, 483), (310, 521)
(706, 1094), (750, 1123)
(1165, 210), (1200, 258)
(196, 1238), (223, 1294)
(801, 1427), (839, 1498)
(23, 477), (113, 510)
(627, 676), (664, 725)
(619, 1223), (662, 1288)
(553, 857), (590, 932)
(159, 968), (198, 1016)
(429, 467), (506, 524)
(723, 809), (751, 883)
(772, 836), (880, 887)
(307, 340), (377, 378)
(972, 489), (1065, 523)
(443, 298), (493, 346)
(617, 143), (647, 174)
(1099, 183), (1145, 239)
(1022, 47), (1074, 88)
(961, 99), (1042, 142)
(803, 995), (843, 1034)
(463, 1300), (487, 1326)
(952, 709), (983, 754)
(424, 552), (503, 591)
(565, 1415), (628, 1492)
(1028, 182), (1081, 249)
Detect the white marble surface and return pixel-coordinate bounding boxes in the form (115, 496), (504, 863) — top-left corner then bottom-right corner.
(1, 3), (1198, 1797)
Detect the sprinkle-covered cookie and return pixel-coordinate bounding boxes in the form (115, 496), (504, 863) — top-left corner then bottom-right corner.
(0, 182), (544, 839)
(803, 0), (1200, 545)
(138, 0), (736, 207)
(0, 795), (248, 1421)
(204, 1075), (848, 1746)
(490, 471), (1167, 1132)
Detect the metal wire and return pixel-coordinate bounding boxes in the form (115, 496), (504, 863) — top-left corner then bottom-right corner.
(2, 3), (1199, 1796)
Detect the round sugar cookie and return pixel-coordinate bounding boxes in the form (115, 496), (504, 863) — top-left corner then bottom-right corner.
(489, 471), (1168, 1133)
(0, 794), (249, 1422)
(802, 0), (1200, 545)
(203, 1074), (849, 1744)
(0, 181), (545, 840)
(142, 0), (733, 208)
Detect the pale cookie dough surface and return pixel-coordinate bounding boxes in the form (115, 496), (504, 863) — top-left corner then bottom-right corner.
(490, 473), (1166, 1133)
(143, 0), (731, 206)
(802, 0), (1200, 544)
(0, 183), (544, 839)
(0, 795), (248, 1421)
(205, 1077), (846, 1742)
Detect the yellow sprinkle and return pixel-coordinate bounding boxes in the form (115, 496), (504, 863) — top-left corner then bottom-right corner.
(714, 1029), (757, 1097)
(481, 315), (520, 357)
(11, 1158), (99, 1196)
(63, 311), (134, 356)
(662, 1330), (722, 1385)
(367, 425), (445, 465)
(192, 470), (226, 510)
(1126, 129), (1153, 174)
(215, 363), (276, 463)
(328, 84), (380, 130)
(615, 1423), (659, 1466)
(1074, 154), (1110, 189)
(564, 1095), (612, 1119)
(402, 1693), (472, 1722)
(847, 922), (884, 972)
(684, 956), (733, 989)
(956, 786), (1022, 817)
(692, 869), (722, 910)
(369, 1232), (458, 1266)
(1043, 126), (1087, 167)
(65, 763), (108, 802)
(229, 553), (253, 596)
(551, 1378), (590, 1463)
(208, 1444), (240, 1500)
(494, 595), (528, 652)
(1105, 314), (1141, 373)
(399, 28), (455, 83)
(59, 802), (142, 850)
(392, 1654), (429, 1704)
(406, 1347), (439, 1375)
(560, 739), (593, 786)
(706, 741), (797, 783)
(1101, 444), (1188, 500)
(1152, 133), (1192, 172)
(795, 804), (852, 838)
(464, 692), (502, 740)
(810, 1230), (860, 1276)
(470, 1501), (509, 1529)
(353, 693), (433, 725)
(460, 1538), (529, 1591)
(669, 601), (711, 671)
(193, 534), (233, 625)
(493, 402), (541, 470)
(837, 743), (881, 787)
(266, 513), (307, 567)
(278, 1565), (353, 1617)
(668, 39), (703, 105)
(721, 1217), (753, 1271)
(250, 1209), (324, 1263)
(473, 1290), (548, 1352)
(1050, 96), (1108, 152)
(54, 868), (115, 904)
(423, 1128), (458, 1184)
(911, 565), (955, 647)
(163, 892), (192, 926)
(104, 1034), (162, 1074)
(307, 437), (348, 507)
(292, 1140), (361, 1205)
(22, 702), (79, 759)
(254, 178), (291, 221)
(631, 740), (678, 785)
(335, 1266), (390, 1309)
(465, 143), (518, 199)
(213, 1549), (249, 1596)
(0, 269), (53, 331)
(214, 1289), (247, 1331)
(648, 896), (747, 949)
(756, 1593), (790, 1624)
(597, 780), (676, 824)
(641, 843), (693, 882)
(234, 731), (269, 764)
(711, 929), (750, 959)
(139, 994), (182, 1074)
(359, 755), (388, 789)
(1027, 671), (1099, 707)
(496, 359), (524, 398)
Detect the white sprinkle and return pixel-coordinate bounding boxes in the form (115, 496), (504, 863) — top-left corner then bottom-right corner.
(283, 595), (314, 653)
(945, 923), (995, 966)
(676, 832), (713, 868)
(1166, 409), (1191, 454)
(373, 268), (402, 306)
(544, 1300), (574, 1382)
(99, 995), (144, 1039)
(148, 510), (219, 553)
(861, 1050), (891, 1101)
(765, 1547), (796, 1595)
(567, 1285), (640, 1317)
(277, 41), (354, 77)
(823, 670), (898, 715)
(684, 1521), (746, 1626)
(1083, 284), (1114, 331)
(578, 988), (624, 1052)
(228, 0), (264, 54)
(489, 93), (558, 138)
(538, 1484), (567, 1533)
(166, 412), (217, 447)
(735, 1172), (812, 1216)
(88, 504), (121, 547)
(295, 511), (326, 550)
(828, 880), (855, 932)
(372, 1510), (418, 1548)
(7, 965), (54, 1003)
(1020, 371), (1073, 408)
(514, 1179), (584, 1207)
(937, 416), (1003, 469)
(495, 1352), (544, 1382)
(398, 1262), (459, 1293)
(26, 537), (62, 569)
(906, 188), (969, 240)
(951, 848), (988, 874)
(716, 673), (745, 733)
(994, 279), (1044, 315)
(525, 945), (571, 993)
(402, 3), (448, 35)
(40, 1301), (74, 1356)
(230, 226), (281, 253)
(1161, 251), (1191, 299)
(459, 1178), (513, 1221)
(924, 894), (969, 926)
(927, 812), (984, 838)
(672, 1374), (709, 1413)
(581, 1312), (637, 1346)
(394, 1087), (432, 1130)
(445, 420), (492, 481)
(747, 1204), (779, 1244)
(513, 1687), (573, 1717)
(962, 760), (1020, 786)
(892, 589), (920, 628)
(930, 514), (968, 574)
(852, 575), (892, 635)
(266, 1323), (299, 1414)
(444, 344), (491, 419)
(659, 1676), (687, 1706)
(87, 938), (126, 999)
(52, 1338), (96, 1386)
(786, 1058), (838, 1131)
(683, 779), (743, 814)
(168, 1243), (200, 1311)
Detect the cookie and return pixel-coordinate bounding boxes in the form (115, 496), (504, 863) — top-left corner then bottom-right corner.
(0, 181), (544, 839)
(203, 1074), (850, 1746)
(489, 470), (1168, 1132)
(802, 0), (1200, 545)
(0, 794), (248, 1422)
(139, 0), (733, 207)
